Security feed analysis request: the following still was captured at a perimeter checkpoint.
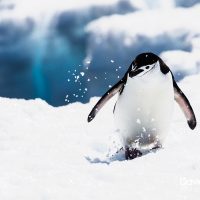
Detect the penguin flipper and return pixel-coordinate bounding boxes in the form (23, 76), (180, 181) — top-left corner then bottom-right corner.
(88, 80), (124, 122)
(173, 79), (196, 130)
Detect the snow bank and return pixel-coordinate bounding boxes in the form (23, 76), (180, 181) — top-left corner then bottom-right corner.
(0, 74), (199, 199)
(86, 5), (200, 69)
(0, 0), (128, 19)
(161, 50), (200, 80)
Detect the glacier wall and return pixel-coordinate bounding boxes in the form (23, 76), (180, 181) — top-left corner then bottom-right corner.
(0, 0), (200, 106)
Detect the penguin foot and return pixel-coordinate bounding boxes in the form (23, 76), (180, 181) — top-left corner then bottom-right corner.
(125, 147), (142, 160)
(151, 144), (162, 151)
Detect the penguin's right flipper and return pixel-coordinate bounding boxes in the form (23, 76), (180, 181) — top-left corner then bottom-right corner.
(173, 79), (197, 130)
(88, 80), (124, 122)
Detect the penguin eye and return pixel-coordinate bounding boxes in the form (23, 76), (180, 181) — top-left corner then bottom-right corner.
(146, 66), (150, 69)
(132, 64), (136, 70)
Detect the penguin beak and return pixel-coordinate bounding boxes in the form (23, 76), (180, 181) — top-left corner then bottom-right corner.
(129, 68), (144, 78)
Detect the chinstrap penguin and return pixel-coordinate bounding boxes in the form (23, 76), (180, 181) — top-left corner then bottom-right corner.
(87, 52), (197, 160)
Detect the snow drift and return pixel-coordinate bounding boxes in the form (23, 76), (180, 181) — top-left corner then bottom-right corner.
(0, 74), (199, 199)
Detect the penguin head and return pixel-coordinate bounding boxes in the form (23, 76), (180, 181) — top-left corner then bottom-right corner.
(129, 52), (169, 78)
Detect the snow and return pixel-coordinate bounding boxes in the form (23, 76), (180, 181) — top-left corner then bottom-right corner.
(0, 0), (200, 198)
(81, 2), (200, 101)
(0, 74), (199, 199)
(161, 50), (200, 79)
(85, 5), (200, 79)
(1, 0), (125, 19)
(80, 72), (85, 77)
(86, 5), (200, 38)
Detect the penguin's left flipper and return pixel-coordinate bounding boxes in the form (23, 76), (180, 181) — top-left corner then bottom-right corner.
(173, 79), (197, 130)
(88, 80), (124, 122)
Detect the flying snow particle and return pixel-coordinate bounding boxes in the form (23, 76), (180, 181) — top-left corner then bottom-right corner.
(151, 118), (155, 122)
(65, 96), (70, 102)
(136, 119), (141, 124)
(87, 79), (90, 82)
(108, 85), (112, 88)
(110, 60), (114, 63)
(80, 72), (85, 76)
(86, 60), (91, 64)
(142, 127), (147, 132)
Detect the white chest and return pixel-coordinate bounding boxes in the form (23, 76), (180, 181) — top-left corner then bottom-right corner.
(114, 69), (174, 149)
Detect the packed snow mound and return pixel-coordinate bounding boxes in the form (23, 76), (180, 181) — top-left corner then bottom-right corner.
(0, 0), (133, 18)
(0, 74), (199, 200)
(161, 50), (200, 80)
